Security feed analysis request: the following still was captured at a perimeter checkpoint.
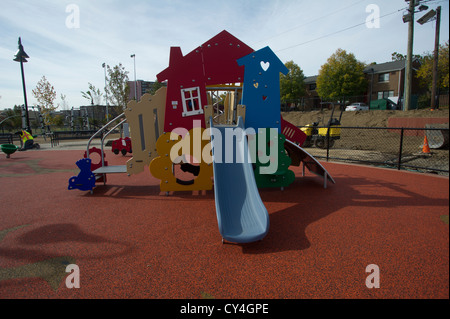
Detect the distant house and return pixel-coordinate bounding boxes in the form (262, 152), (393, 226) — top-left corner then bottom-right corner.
(363, 59), (422, 107)
(300, 59), (422, 110)
(303, 75), (321, 110)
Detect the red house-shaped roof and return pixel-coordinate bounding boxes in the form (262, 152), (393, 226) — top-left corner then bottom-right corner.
(157, 30), (254, 133)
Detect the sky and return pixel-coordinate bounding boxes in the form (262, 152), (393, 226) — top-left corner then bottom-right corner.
(1, 0), (449, 110)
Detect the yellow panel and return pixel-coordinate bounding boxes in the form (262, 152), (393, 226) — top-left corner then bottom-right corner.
(203, 105), (213, 127)
(150, 128), (213, 192)
(125, 87), (167, 175)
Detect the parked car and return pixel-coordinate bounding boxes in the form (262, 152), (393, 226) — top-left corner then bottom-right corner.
(345, 103), (369, 111)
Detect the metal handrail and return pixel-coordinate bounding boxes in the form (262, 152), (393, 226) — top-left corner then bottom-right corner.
(99, 118), (127, 167)
(86, 112), (125, 158)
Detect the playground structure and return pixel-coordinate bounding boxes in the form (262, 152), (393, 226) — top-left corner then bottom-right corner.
(68, 30), (335, 243)
(0, 143), (19, 158)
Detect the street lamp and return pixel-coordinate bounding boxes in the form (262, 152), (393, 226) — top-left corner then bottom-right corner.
(13, 37), (31, 133)
(102, 63), (109, 121)
(131, 54), (138, 101)
(417, 6), (441, 110)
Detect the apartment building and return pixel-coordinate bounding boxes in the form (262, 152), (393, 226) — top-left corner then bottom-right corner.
(363, 59), (422, 106)
(301, 59), (422, 109)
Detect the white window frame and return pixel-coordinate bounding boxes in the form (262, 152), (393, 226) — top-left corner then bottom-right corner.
(377, 90), (395, 99)
(181, 87), (203, 117)
(377, 91), (383, 99)
(385, 90), (394, 98)
(378, 73), (390, 83)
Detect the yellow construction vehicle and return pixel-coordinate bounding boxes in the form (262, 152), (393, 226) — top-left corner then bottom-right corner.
(300, 102), (343, 149)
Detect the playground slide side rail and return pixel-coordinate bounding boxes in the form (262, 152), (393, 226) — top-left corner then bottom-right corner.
(284, 139), (335, 188)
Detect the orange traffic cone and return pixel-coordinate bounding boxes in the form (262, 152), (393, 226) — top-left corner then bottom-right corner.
(422, 135), (431, 154)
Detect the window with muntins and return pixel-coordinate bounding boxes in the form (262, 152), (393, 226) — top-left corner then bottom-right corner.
(378, 73), (390, 83)
(181, 87), (203, 117)
(377, 90), (395, 99)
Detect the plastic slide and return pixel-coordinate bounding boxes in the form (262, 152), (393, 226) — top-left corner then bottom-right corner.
(210, 117), (269, 243)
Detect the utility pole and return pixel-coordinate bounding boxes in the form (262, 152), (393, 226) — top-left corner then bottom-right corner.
(430, 6), (441, 110)
(404, 0), (415, 111)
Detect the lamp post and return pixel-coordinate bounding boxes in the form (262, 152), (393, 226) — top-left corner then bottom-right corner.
(131, 54), (138, 101)
(102, 63), (109, 121)
(430, 6), (441, 110)
(416, 5), (441, 110)
(13, 37), (31, 133)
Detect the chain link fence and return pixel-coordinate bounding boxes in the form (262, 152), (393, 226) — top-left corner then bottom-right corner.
(298, 126), (449, 176)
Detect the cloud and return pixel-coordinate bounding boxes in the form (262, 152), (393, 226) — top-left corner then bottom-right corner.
(1, 0), (448, 110)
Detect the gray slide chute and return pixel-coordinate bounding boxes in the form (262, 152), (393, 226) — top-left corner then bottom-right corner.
(210, 117), (269, 243)
(284, 139), (335, 188)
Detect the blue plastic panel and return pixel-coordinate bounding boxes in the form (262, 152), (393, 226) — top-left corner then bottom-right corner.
(237, 46), (288, 133)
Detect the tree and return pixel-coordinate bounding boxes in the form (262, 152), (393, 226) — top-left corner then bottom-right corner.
(147, 80), (164, 95)
(81, 83), (103, 105)
(32, 76), (57, 126)
(316, 49), (368, 101)
(105, 63), (130, 113)
(391, 51), (423, 62)
(416, 41), (449, 91)
(52, 114), (65, 127)
(280, 61), (306, 105)
(0, 106), (22, 132)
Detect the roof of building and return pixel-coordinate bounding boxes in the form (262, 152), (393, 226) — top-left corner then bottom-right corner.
(363, 59), (413, 74)
(304, 75), (318, 84)
(305, 59), (419, 81)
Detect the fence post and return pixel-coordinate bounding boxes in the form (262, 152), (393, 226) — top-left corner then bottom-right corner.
(326, 124), (331, 162)
(397, 128), (404, 170)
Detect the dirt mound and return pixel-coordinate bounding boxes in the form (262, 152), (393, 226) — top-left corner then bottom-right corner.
(281, 108), (449, 128)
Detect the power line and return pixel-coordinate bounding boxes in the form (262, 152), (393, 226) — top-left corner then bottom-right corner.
(251, 0), (367, 45)
(275, 8), (403, 53)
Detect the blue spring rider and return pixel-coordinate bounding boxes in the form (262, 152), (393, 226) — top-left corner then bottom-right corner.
(68, 158), (96, 192)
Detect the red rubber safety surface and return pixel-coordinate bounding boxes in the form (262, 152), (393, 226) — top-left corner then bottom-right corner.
(0, 150), (448, 299)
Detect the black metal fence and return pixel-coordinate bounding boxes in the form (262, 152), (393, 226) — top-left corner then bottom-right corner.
(299, 126), (449, 175)
(282, 90), (450, 112)
(49, 130), (103, 147)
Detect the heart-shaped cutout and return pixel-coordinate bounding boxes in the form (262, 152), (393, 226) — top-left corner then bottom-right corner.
(260, 61), (270, 71)
(262, 96), (268, 101)
(254, 82), (259, 88)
